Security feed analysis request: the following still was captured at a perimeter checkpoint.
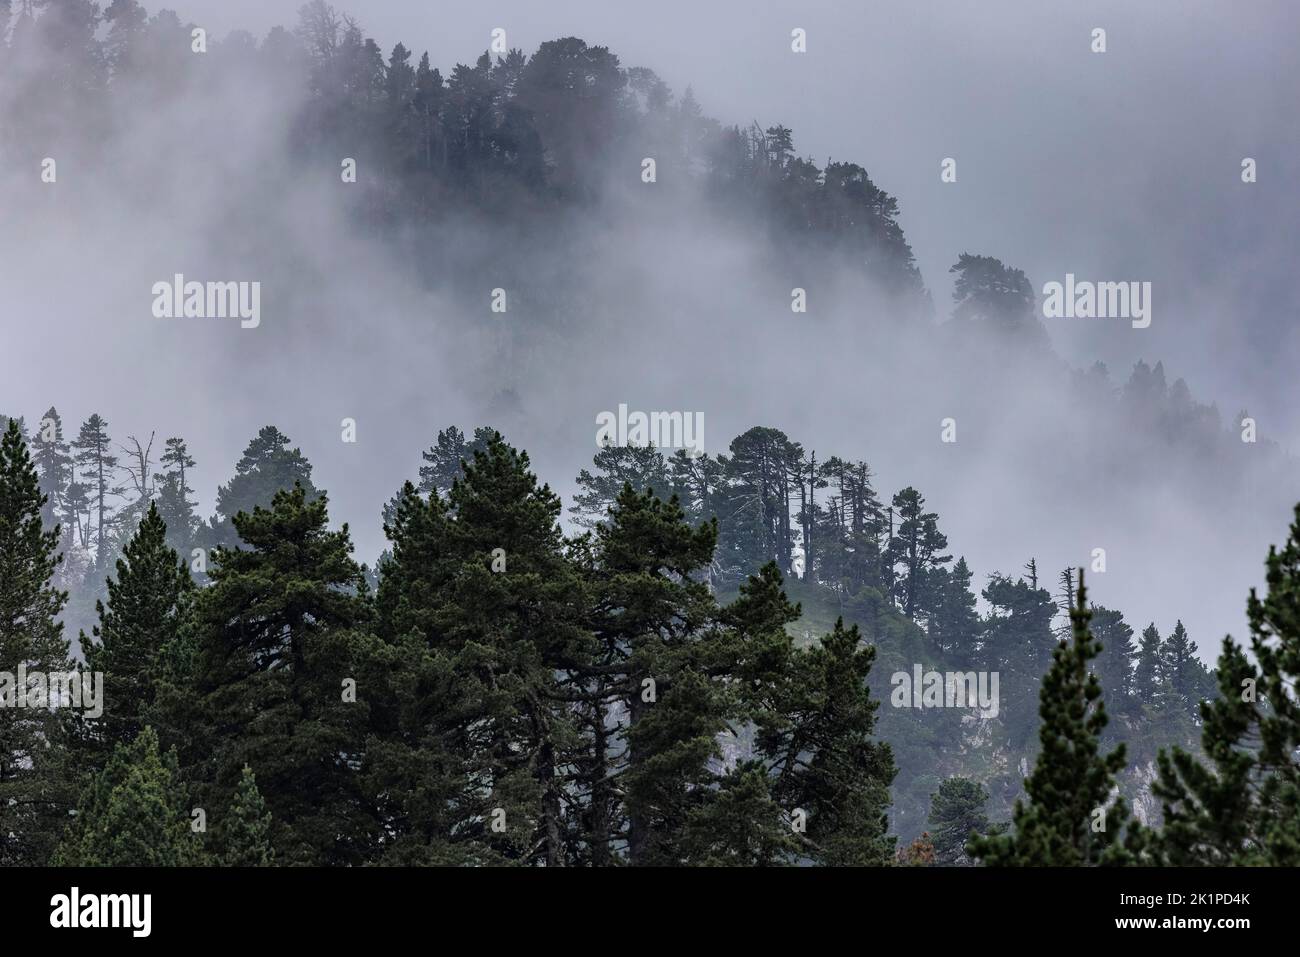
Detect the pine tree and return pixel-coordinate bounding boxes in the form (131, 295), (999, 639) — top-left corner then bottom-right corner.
(949, 252), (1042, 338)
(156, 437), (199, 558)
(416, 425), (496, 497)
(1133, 623), (1163, 700)
(980, 571), (1058, 749)
(72, 413), (121, 568)
(79, 501), (191, 762)
(224, 765), (275, 866)
(182, 483), (376, 865)
(969, 571), (1131, 866)
(53, 727), (203, 867)
(1141, 504), (1300, 865)
(30, 407), (73, 531)
(585, 484), (722, 865)
(929, 556), (980, 659)
(774, 618), (897, 865)
(886, 487), (950, 620)
(1161, 620), (1211, 720)
(735, 562), (896, 866)
(1136, 639), (1262, 864)
(717, 427), (801, 578)
(929, 776), (999, 865)
(209, 426), (319, 549)
(1089, 604), (1137, 717)
(373, 435), (587, 866)
(367, 482), (485, 865)
(678, 760), (799, 866)
(0, 419), (75, 865)
(570, 443), (669, 529)
(667, 447), (725, 528)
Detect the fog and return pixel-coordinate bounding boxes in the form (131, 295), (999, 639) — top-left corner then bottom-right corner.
(2, 0), (1297, 663)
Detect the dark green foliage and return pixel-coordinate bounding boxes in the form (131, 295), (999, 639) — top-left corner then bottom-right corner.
(416, 425), (497, 498)
(30, 407), (72, 531)
(585, 484), (723, 865)
(716, 427), (801, 581)
(79, 501), (191, 762)
(1133, 623), (1163, 699)
(886, 487), (950, 620)
(0, 420), (74, 865)
(678, 760), (799, 866)
(949, 253), (1040, 333)
(928, 557), (980, 661)
(1161, 620), (1215, 719)
(969, 572), (1130, 866)
(180, 484), (377, 865)
(372, 434), (587, 865)
(779, 618), (897, 865)
(929, 777), (999, 866)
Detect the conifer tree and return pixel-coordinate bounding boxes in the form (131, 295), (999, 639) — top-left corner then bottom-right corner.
(717, 427), (800, 577)
(570, 444), (669, 529)
(929, 556), (979, 659)
(1132, 623), (1164, 700)
(969, 572), (1131, 866)
(774, 618), (897, 865)
(79, 501), (191, 762)
(367, 482), (484, 865)
(416, 425), (496, 497)
(224, 765), (275, 866)
(667, 447), (725, 529)
(373, 435), (587, 866)
(584, 484), (722, 865)
(209, 426), (319, 549)
(54, 727), (203, 867)
(1141, 504), (1300, 865)
(929, 776), (998, 865)
(0, 419), (75, 865)
(679, 760), (799, 866)
(1161, 620), (1212, 719)
(156, 437), (200, 558)
(1136, 639), (1262, 864)
(182, 483), (376, 865)
(30, 406), (73, 531)
(980, 572), (1058, 749)
(1089, 605), (1137, 716)
(886, 487), (950, 619)
(73, 413), (121, 568)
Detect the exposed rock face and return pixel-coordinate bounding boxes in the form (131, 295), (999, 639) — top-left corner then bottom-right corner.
(1128, 761), (1160, 828)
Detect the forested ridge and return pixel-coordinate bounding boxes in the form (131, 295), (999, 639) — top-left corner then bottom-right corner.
(3, 413), (1300, 865)
(2, 1), (1300, 866)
